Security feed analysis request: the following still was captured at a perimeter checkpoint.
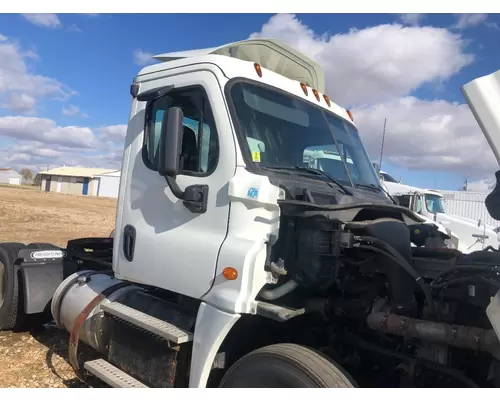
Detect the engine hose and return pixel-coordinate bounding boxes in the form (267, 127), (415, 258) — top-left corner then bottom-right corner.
(430, 276), (500, 290)
(357, 244), (434, 314)
(358, 236), (430, 293)
(367, 312), (499, 355)
(259, 280), (299, 301)
(432, 265), (496, 285)
(360, 236), (414, 269)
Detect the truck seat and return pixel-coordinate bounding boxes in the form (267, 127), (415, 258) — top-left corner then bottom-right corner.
(181, 126), (198, 172)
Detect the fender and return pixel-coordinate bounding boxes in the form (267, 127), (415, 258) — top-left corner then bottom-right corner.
(188, 302), (240, 388)
(17, 248), (66, 314)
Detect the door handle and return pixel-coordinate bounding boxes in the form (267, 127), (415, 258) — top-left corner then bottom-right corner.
(123, 224), (136, 262)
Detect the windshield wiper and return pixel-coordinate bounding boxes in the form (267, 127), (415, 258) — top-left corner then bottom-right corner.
(355, 183), (399, 205)
(263, 166), (354, 196)
(355, 183), (382, 192)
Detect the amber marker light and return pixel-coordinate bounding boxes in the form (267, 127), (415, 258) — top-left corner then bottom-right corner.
(312, 89), (320, 102)
(223, 267), (238, 280)
(254, 63), (262, 77)
(300, 82), (308, 96)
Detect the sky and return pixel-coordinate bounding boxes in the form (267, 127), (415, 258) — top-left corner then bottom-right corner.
(0, 13), (499, 191)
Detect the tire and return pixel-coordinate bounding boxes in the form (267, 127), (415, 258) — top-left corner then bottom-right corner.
(26, 242), (61, 250)
(0, 242), (26, 331)
(219, 343), (356, 388)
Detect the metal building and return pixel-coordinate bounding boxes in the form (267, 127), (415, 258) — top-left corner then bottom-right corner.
(0, 168), (22, 185)
(93, 170), (121, 198)
(38, 167), (119, 197)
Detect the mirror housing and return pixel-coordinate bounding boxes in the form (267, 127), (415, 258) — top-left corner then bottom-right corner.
(157, 106), (209, 214)
(158, 106), (184, 178)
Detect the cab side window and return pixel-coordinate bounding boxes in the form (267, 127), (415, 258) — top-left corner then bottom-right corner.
(143, 86), (219, 175)
(414, 195), (423, 213)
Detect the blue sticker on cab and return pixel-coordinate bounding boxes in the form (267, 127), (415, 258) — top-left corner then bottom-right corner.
(247, 187), (259, 199)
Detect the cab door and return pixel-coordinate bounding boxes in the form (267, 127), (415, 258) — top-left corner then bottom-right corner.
(114, 69), (236, 299)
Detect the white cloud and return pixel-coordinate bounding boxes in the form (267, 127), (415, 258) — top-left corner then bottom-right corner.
(250, 14), (474, 106)
(0, 33), (76, 113)
(99, 125), (127, 140)
(133, 49), (154, 66)
(0, 116), (98, 148)
(352, 96), (497, 177)
(3, 93), (36, 113)
(466, 178), (496, 192)
(452, 14), (488, 29)
(485, 21), (500, 31)
(0, 116), (125, 172)
(22, 13), (62, 28)
(67, 24), (82, 33)
(61, 104), (85, 116)
(399, 14), (425, 26)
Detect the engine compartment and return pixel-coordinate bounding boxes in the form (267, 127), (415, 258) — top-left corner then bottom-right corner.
(260, 199), (500, 387)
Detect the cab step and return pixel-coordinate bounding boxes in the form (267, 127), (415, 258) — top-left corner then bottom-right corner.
(100, 301), (194, 344)
(84, 358), (148, 388)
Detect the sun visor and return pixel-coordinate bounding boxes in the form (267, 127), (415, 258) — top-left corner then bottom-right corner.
(153, 38), (326, 93)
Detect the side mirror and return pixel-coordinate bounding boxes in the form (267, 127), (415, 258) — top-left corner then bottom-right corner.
(157, 106), (209, 214)
(158, 106), (184, 178)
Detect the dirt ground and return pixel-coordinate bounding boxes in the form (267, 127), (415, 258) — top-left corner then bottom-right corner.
(0, 185), (117, 387)
(0, 184), (116, 247)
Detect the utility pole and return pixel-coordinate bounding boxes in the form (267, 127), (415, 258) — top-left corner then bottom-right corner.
(463, 175), (469, 191)
(378, 118), (387, 173)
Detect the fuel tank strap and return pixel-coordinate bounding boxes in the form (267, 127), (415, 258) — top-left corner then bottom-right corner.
(68, 281), (131, 381)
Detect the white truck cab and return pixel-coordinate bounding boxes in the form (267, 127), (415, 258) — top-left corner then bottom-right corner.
(379, 170), (402, 184)
(3, 44), (500, 389)
(386, 182), (499, 253)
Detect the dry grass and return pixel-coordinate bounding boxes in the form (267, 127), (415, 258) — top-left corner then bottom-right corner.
(0, 185), (117, 387)
(0, 185), (117, 247)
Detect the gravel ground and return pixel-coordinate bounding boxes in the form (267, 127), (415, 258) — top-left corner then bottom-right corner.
(0, 185), (117, 387)
(0, 325), (106, 388)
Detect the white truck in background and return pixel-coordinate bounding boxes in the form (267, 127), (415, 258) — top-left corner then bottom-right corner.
(376, 172), (461, 250)
(382, 178), (499, 253)
(1, 40), (500, 388)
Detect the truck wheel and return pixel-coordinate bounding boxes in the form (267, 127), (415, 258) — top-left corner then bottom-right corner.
(0, 243), (26, 331)
(26, 242), (61, 250)
(219, 343), (356, 388)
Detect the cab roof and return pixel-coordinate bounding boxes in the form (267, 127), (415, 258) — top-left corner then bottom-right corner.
(142, 38), (326, 93)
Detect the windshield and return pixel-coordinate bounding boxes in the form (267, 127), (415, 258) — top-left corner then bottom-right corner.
(228, 81), (380, 187)
(395, 195), (411, 208)
(425, 194), (446, 214)
(380, 172), (399, 183)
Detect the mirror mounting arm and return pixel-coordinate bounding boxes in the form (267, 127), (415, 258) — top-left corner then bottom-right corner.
(165, 175), (185, 199)
(164, 176), (209, 214)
